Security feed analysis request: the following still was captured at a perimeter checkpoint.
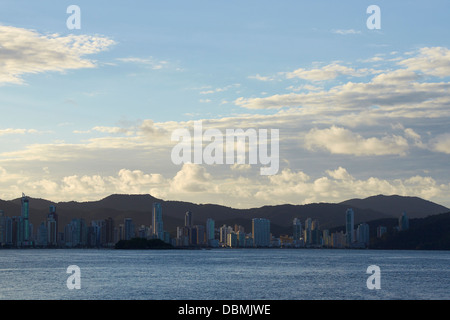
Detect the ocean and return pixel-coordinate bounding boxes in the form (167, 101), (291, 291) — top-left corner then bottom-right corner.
(0, 248), (448, 300)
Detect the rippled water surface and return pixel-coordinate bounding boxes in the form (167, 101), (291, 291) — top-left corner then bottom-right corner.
(0, 249), (448, 300)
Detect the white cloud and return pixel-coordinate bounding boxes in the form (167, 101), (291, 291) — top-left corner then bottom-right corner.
(199, 83), (240, 95)
(404, 128), (425, 148)
(284, 63), (374, 81)
(0, 25), (115, 85)
(304, 126), (409, 156)
(92, 126), (128, 134)
(234, 48), (450, 133)
(326, 167), (354, 181)
(332, 29), (362, 35)
(248, 74), (275, 81)
(0, 162), (449, 209)
(256, 168), (449, 206)
(230, 164), (252, 171)
(286, 84), (322, 92)
(117, 56), (169, 70)
(398, 47), (450, 77)
(429, 133), (450, 154)
(0, 128), (41, 136)
(234, 69), (450, 119)
(169, 163), (214, 193)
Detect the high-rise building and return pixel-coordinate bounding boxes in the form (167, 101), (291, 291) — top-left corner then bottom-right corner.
(377, 226), (387, 238)
(322, 229), (330, 247)
(219, 224), (228, 245)
(152, 203), (164, 239)
(37, 222), (48, 246)
(356, 223), (370, 247)
(65, 218), (86, 247)
(185, 211), (193, 228)
(194, 225), (205, 245)
(227, 232), (237, 248)
(206, 218), (215, 242)
(47, 206), (58, 247)
(293, 218), (302, 240)
(0, 210), (5, 245)
(105, 217), (115, 246)
(252, 218), (270, 247)
(176, 226), (190, 247)
(21, 193), (30, 246)
(190, 226), (197, 245)
(399, 212), (409, 231)
(237, 231), (245, 247)
(90, 220), (103, 247)
(345, 208), (354, 246)
(304, 218), (312, 245)
(124, 218), (135, 240)
(0, 211), (13, 246)
(331, 231), (346, 248)
(311, 219), (320, 245)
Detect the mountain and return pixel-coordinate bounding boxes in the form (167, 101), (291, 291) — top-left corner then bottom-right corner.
(1, 194), (447, 237)
(340, 195), (449, 219)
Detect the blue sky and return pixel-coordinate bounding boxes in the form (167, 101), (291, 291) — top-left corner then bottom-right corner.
(0, 1), (450, 208)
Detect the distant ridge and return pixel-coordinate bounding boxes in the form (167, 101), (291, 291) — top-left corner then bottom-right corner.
(340, 194), (449, 219)
(1, 194), (448, 237)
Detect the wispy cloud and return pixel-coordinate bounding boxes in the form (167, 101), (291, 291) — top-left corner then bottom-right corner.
(332, 29), (362, 35)
(199, 83), (240, 95)
(0, 128), (48, 136)
(117, 56), (170, 70)
(248, 74), (275, 81)
(0, 25), (115, 85)
(283, 62), (375, 81)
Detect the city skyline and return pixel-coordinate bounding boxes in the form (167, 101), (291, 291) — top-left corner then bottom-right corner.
(0, 1), (449, 209)
(0, 193), (411, 249)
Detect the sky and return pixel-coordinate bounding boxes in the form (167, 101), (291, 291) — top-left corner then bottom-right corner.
(0, 0), (449, 208)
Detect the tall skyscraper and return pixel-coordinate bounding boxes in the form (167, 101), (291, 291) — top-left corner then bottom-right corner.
(21, 193), (30, 246)
(293, 218), (302, 240)
(0, 210), (5, 245)
(152, 203), (164, 239)
(105, 217), (115, 245)
(206, 218), (215, 241)
(194, 225), (205, 245)
(219, 224), (228, 245)
(356, 223), (370, 247)
(399, 212), (409, 231)
(47, 206), (58, 247)
(65, 218), (86, 247)
(0, 210), (9, 246)
(311, 219), (320, 245)
(345, 208), (354, 246)
(185, 211), (193, 228)
(124, 218), (135, 240)
(252, 218), (270, 247)
(304, 218), (312, 245)
(377, 226), (387, 238)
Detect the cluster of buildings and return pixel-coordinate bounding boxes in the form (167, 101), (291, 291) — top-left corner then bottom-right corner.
(173, 210), (273, 248)
(0, 194), (32, 247)
(0, 194), (153, 248)
(272, 209), (370, 249)
(0, 194), (410, 249)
